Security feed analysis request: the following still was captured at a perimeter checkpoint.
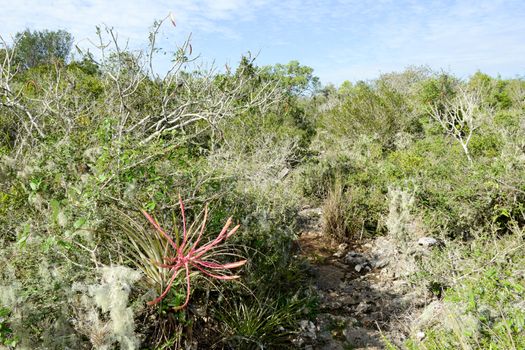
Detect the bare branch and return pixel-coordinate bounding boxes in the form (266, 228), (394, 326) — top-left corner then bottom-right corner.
(430, 85), (486, 164)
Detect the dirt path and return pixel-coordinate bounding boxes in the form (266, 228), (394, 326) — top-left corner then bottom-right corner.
(294, 208), (430, 349)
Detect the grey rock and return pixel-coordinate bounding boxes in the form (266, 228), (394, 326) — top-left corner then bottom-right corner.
(343, 327), (383, 348)
(340, 295), (360, 305)
(415, 300), (480, 337)
(372, 258), (389, 269)
(417, 237), (439, 248)
(344, 251), (368, 265)
(346, 251), (361, 258)
(333, 243), (348, 258)
(299, 320), (317, 340)
(315, 265), (346, 291)
(298, 207), (322, 218)
(355, 301), (371, 314)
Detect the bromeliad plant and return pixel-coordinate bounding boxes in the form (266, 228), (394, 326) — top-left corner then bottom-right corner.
(140, 196), (247, 310)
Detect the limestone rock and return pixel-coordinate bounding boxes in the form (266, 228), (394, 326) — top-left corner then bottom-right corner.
(417, 237), (439, 248)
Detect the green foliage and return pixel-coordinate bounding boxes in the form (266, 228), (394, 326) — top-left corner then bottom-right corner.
(14, 29), (73, 69)
(322, 178), (350, 240)
(418, 73), (458, 106)
(1, 20), (524, 348)
(321, 177), (385, 241)
(0, 307), (17, 347)
(469, 131), (502, 158)
(218, 297), (308, 349)
(262, 60), (320, 95)
(469, 71), (513, 109)
(410, 228), (525, 349)
(294, 156), (351, 200)
(319, 78), (415, 151)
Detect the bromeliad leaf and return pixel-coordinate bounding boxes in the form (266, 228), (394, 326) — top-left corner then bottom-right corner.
(142, 196), (246, 310)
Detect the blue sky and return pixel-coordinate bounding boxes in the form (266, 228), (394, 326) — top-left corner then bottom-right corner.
(0, 0), (524, 84)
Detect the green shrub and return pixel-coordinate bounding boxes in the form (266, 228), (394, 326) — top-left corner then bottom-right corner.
(2, 25), (524, 348)
(218, 296), (308, 349)
(410, 227), (525, 350)
(0, 307), (17, 347)
(322, 178), (386, 242)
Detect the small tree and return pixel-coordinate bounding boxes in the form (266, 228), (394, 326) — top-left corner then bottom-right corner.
(262, 60), (320, 96)
(430, 86), (484, 164)
(14, 29), (73, 69)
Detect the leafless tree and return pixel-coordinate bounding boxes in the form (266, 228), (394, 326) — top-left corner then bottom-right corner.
(85, 16), (283, 147)
(430, 86), (486, 164)
(1, 15), (283, 169)
(1, 35), (86, 157)
(0, 35), (45, 151)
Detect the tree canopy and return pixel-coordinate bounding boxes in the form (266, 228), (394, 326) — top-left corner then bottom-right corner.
(14, 29), (73, 69)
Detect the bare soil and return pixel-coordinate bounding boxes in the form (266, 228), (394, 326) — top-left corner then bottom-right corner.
(294, 208), (431, 350)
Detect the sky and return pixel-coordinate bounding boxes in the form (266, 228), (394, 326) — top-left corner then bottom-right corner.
(0, 0), (524, 85)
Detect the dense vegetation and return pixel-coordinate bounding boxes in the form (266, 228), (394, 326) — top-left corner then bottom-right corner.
(1, 22), (524, 349)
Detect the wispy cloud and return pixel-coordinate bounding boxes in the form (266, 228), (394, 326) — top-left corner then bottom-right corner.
(1, 0), (523, 84)
(1, 0), (165, 43)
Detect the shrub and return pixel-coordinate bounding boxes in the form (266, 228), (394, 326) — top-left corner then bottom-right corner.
(410, 227), (525, 349)
(0, 307), (17, 347)
(319, 80), (413, 150)
(322, 179), (350, 241)
(385, 187), (417, 244)
(218, 296), (307, 349)
(72, 265), (142, 350)
(322, 178), (385, 242)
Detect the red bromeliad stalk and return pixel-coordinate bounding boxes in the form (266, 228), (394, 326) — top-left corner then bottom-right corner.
(141, 196), (246, 310)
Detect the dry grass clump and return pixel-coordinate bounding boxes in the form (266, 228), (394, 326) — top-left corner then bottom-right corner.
(322, 179), (350, 241)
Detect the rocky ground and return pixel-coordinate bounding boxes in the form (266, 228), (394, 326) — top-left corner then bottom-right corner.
(294, 207), (440, 350)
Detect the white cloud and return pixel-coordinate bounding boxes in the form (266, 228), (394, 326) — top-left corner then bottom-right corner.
(1, 0), (167, 45)
(1, 0), (523, 83)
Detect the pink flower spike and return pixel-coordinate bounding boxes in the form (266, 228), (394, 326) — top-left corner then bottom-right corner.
(178, 195), (188, 253)
(226, 224), (241, 239)
(191, 219), (234, 258)
(147, 267), (181, 305)
(142, 198), (247, 309)
(141, 210), (178, 250)
(197, 260), (247, 269)
(190, 206), (208, 253)
(193, 263), (241, 280)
